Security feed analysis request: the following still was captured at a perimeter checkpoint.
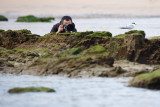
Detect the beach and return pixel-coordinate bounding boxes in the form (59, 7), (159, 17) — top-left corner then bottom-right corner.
(1, 0), (160, 18)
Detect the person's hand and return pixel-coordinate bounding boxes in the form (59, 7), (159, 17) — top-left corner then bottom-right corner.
(56, 25), (63, 34)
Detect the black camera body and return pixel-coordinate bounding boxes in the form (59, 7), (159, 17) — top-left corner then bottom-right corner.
(63, 23), (74, 32)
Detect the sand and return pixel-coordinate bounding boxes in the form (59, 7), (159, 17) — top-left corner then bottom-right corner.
(0, 0), (160, 18)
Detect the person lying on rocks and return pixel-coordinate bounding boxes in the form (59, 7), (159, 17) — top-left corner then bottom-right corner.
(50, 16), (77, 34)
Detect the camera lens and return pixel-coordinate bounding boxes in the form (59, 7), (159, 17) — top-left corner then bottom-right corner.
(66, 24), (74, 31)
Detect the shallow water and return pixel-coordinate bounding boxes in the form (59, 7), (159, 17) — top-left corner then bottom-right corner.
(0, 74), (160, 107)
(0, 17), (160, 37)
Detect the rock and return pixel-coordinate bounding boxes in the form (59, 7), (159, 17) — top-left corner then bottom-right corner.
(0, 15), (8, 21)
(115, 30), (160, 64)
(68, 31), (111, 48)
(16, 15), (55, 22)
(115, 30), (145, 38)
(84, 45), (106, 54)
(124, 33), (145, 51)
(113, 60), (159, 77)
(8, 87), (56, 93)
(0, 29), (40, 49)
(0, 30), (160, 78)
(129, 69), (160, 89)
(114, 66), (127, 74)
(148, 36), (160, 40)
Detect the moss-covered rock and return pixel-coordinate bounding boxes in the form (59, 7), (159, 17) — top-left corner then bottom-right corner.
(0, 29), (5, 33)
(0, 30), (160, 77)
(85, 45), (106, 54)
(125, 30), (145, 36)
(16, 15), (55, 22)
(8, 87), (55, 93)
(129, 69), (160, 89)
(0, 29), (40, 49)
(0, 15), (8, 21)
(115, 30), (145, 38)
(0, 48), (39, 67)
(68, 47), (83, 55)
(148, 36), (160, 40)
(68, 31), (111, 48)
(87, 31), (112, 37)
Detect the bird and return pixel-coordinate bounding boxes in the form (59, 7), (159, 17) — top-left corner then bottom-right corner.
(120, 22), (136, 29)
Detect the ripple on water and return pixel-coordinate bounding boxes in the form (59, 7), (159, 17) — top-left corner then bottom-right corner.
(0, 74), (160, 107)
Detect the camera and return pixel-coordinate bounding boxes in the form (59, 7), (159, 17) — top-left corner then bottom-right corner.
(63, 23), (74, 32)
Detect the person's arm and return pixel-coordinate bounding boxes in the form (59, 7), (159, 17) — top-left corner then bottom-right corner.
(56, 25), (64, 34)
(50, 23), (64, 34)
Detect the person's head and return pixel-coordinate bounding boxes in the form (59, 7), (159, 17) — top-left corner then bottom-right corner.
(60, 16), (72, 25)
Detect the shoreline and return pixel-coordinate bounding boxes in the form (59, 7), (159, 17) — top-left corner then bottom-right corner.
(1, 0), (160, 19)
(3, 13), (160, 19)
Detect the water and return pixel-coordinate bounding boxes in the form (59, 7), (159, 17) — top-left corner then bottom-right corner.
(0, 17), (160, 37)
(0, 74), (160, 107)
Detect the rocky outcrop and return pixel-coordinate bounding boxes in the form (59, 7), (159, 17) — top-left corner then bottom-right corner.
(114, 31), (160, 64)
(129, 69), (160, 89)
(16, 15), (55, 22)
(0, 15), (8, 21)
(0, 29), (40, 49)
(8, 87), (55, 94)
(0, 29), (160, 78)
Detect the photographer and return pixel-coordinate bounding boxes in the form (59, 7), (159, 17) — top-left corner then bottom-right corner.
(50, 16), (77, 34)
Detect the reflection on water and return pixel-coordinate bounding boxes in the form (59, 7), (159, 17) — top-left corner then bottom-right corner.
(0, 74), (160, 107)
(0, 18), (160, 37)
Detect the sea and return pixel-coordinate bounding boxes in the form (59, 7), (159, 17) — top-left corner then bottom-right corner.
(0, 17), (160, 37)
(0, 74), (160, 107)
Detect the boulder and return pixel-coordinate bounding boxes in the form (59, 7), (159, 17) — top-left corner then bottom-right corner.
(129, 69), (160, 89)
(8, 87), (55, 93)
(0, 29), (40, 49)
(0, 15), (8, 21)
(16, 15), (55, 22)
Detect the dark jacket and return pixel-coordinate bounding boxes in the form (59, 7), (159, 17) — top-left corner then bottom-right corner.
(50, 22), (77, 33)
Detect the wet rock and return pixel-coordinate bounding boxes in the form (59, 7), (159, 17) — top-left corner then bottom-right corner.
(16, 15), (55, 22)
(68, 31), (111, 48)
(0, 29), (40, 49)
(129, 69), (160, 89)
(148, 36), (160, 40)
(115, 31), (160, 64)
(114, 66), (127, 74)
(0, 30), (160, 78)
(8, 87), (55, 94)
(114, 60), (160, 77)
(0, 15), (8, 21)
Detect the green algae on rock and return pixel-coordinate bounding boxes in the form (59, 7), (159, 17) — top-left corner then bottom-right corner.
(0, 15), (8, 21)
(0, 29), (160, 77)
(87, 31), (112, 37)
(68, 31), (112, 48)
(148, 36), (160, 40)
(115, 30), (145, 38)
(16, 15), (55, 22)
(8, 87), (55, 94)
(129, 69), (160, 89)
(0, 29), (40, 49)
(83, 45), (107, 55)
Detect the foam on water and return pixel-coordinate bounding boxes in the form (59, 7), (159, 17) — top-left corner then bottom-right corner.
(0, 74), (160, 107)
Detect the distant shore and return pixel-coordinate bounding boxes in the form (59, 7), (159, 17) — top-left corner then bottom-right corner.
(1, 0), (160, 18)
